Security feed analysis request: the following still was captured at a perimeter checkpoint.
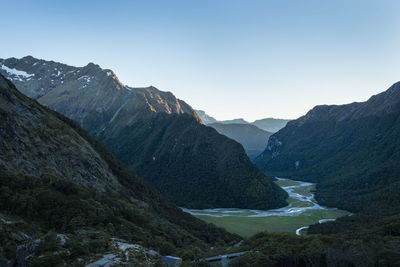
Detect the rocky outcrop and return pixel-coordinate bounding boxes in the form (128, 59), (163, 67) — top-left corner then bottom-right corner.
(195, 109), (217, 124)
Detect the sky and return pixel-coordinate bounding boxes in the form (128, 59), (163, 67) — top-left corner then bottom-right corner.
(1, 0), (400, 121)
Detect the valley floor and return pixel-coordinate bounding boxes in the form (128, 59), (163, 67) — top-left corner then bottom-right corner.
(184, 178), (349, 237)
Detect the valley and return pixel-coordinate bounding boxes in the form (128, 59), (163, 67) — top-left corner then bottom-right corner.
(2, 1), (400, 265)
(184, 178), (349, 237)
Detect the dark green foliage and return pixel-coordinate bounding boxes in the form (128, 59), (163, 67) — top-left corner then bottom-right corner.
(2, 70), (287, 210)
(249, 84), (400, 265)
(100, 113), (287, 209)
(0, 169), (238, 257)
(256, 112), (400, 214)
(0, 74), (240, 265)
(229, 228), (400, 267)
(0, 56), (288, 211)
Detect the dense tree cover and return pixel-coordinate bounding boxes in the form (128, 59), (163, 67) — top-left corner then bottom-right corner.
(0, 74), (239, 246)
(229, 209), (400, 266)
(0, 169), (238, 260)
(99, 113), (288, 209)
(256, 112), (400, 214)
(248, 85), (400, 265)
(229, 224), (400, 267)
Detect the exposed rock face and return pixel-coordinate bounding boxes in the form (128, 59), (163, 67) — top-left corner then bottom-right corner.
(264, 136), (282, 158)
(195, 109), (217, 124)
(0, 56), (200, 137)
(0, 56), (287, 209)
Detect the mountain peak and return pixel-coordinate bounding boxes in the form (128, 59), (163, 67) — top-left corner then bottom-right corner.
(21, 55), (36, 61)
(290, 82), (400, 127)
(85, 62), (101, 69)
(0, 56), (200, 133)
(385, 81), (400, 95)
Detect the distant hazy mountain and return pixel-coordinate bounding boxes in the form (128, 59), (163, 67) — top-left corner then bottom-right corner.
(0, 56), (287, 210)
(195, 109), (217, 124)
(256, 81), (400, 214)
(219, 118), (249, 124)
(195, 110), (289, 158)
(208, 123), (273, 159)
(0, 74), (239, 265)
(252, 118), (290, 132)
(195, 109), (290, 132)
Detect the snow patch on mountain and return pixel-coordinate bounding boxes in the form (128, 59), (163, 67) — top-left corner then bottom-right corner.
(1, 64), (34, 78)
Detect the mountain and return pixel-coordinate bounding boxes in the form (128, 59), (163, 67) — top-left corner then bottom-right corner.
(195, 110), (288, 158)
(219, 118), (249, 124)
(0, 56), (200, 131)
(256, 82), (400, 214)
(0, 74), (239, 265)
(194, 110), (288, 158)
(208, 123), (273, 159)
(2, 64), (400, 266)
(0, 56), (287, 209)
(251, 118), (290, 132)
(195, 110), (290, 132)
(195, 109), (217, 124)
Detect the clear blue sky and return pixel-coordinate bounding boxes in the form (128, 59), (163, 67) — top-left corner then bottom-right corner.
(1, 0), (399, 121)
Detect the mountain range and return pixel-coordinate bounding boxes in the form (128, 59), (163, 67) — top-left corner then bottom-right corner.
(0, 56), (287, 209)
(195, 109), (290, 132)
(2, 56), (400, 265)
(0, 73), (239, 265)
(195, 110), (289, 159)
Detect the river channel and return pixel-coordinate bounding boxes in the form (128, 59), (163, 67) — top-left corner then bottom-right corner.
(183, 178), (349, 236)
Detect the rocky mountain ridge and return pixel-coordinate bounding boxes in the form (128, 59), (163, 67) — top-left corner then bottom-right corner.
(0, 56), (200, 137)
(0, 56), (287, 209)
(291, 82), (400, 127)
(256, 81), (400, 213)
(0, 73), (239, 265)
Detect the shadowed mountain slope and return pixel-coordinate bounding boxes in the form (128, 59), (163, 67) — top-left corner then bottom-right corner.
(208, 123), (273, 159)
(0, 73), (241, 265)
(0, 56), (287, 209)
(256, 82), (400, 213)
